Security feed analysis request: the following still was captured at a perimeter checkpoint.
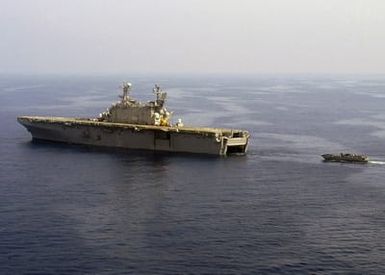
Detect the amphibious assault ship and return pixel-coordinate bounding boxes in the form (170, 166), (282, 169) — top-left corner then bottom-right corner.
(18, 82), (250, 156)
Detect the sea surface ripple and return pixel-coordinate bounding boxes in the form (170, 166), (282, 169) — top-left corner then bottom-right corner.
(1, 75), (385, 274)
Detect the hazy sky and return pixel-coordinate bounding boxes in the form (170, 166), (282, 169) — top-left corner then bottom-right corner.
(1, 0), (384, 74)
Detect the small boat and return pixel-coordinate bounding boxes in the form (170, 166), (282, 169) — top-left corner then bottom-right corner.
(321, 153), (369, 163)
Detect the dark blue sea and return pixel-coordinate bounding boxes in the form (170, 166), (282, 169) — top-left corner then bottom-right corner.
(2, 74), (385, 274)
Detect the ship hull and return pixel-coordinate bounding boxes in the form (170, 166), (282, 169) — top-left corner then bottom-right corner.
(18, 116), (249, 156)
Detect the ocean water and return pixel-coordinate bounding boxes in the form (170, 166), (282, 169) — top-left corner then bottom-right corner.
(1, 74), (385, 274)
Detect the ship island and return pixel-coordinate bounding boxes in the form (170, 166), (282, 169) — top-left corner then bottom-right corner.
(17, 82), (250, 156)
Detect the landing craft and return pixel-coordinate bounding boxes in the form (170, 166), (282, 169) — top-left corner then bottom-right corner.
(18, 82), (250, 156)
(321, 153), (369, 163)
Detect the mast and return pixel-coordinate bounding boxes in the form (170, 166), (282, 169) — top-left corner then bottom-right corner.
(153, 84), (167, 107)
(120, 82), (132, 103)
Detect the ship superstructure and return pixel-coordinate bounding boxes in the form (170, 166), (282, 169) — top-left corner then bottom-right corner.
(100, 82), (172, 126)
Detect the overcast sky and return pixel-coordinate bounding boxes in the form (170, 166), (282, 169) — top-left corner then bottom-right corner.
(1, 0), (384, 75)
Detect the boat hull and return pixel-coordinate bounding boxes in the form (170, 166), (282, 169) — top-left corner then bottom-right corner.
(18, 116), (249, 156)
(321, 154), (368, 163)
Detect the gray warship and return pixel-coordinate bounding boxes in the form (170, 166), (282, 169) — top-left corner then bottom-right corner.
(18, 82), (250, 156)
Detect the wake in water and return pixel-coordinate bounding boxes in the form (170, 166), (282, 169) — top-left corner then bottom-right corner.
(369, 160), (385, 165)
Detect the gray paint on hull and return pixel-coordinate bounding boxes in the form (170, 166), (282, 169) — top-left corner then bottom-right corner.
(18, 118), (235, 155)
